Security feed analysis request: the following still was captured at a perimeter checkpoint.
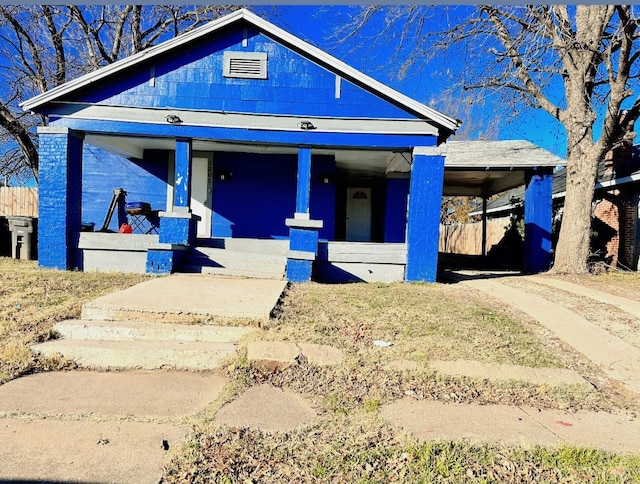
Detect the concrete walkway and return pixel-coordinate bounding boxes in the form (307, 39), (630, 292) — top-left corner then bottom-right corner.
(82, 273), (288, 321)
(0, 371), (227, 483)
(459, 275), (640, 394)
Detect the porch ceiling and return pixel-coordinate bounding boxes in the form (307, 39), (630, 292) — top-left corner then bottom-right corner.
(85, 135), (564, 198)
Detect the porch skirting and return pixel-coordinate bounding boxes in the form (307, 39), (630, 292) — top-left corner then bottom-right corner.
(78, 233), (186, 274)
(314, 242), (407, 283)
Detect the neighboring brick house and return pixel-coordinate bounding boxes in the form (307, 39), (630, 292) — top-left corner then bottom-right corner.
(478, 142), (640, 270)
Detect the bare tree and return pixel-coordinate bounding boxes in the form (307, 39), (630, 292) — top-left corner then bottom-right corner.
(0, 5), (237, 182)
(343, 5), (639, 273)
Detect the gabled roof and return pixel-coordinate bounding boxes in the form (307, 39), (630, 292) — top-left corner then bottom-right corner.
(21, 8), (460, 135)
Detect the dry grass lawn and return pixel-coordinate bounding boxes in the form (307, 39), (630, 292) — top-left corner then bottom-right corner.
(164, 273), (640, 483)
(2, 258), (639, 482)
(0, 257), (147, 384)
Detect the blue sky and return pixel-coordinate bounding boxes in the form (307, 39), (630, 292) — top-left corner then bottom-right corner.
(255, 5), (638, 160)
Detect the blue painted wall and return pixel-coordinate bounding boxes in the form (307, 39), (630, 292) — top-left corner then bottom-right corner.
(212, 151), (336, 240)
(384, 177), (409, 242)
(309, 155), (336, 240)
(82, 146), (169, 232)
(64, 28), (414, 120)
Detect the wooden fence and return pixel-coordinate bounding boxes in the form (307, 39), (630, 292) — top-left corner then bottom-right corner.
(0, 187), (38, 217)
(439, 216), (512, 255)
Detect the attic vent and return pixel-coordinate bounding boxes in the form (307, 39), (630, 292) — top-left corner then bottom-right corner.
(223, 51), (267, 79)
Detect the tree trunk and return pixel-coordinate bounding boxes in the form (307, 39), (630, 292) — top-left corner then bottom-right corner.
(552, 134), (601, 273)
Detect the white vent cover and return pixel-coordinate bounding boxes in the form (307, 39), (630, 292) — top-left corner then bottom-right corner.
(223, 51), (267, 79)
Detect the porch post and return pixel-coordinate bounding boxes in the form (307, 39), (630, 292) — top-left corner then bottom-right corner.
(481, 196), (488, 257)
(286, 146), (323, 283)
(173, 137), (192, 208)
(405, 147), (445, 282)
(37, 126), (84, 270)
(149, 137), (198, 274)
(524, 168), (553, 273)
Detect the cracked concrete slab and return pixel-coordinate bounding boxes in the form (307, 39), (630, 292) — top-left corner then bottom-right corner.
(247, 340), (344, 370)
(0, 418), (187, 484)
(462, 278), (640, 394)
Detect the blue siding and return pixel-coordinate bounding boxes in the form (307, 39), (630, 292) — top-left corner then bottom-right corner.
(384, 178), (409, 243)
(82, 147), (169, 232)
(310, 155), (336, 240)
(212, 152), (297, 239)
(69, 29), (414, 119)
(211, 151), (336, 240)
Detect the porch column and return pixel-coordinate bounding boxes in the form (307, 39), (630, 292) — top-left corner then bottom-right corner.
(524, 168), (553, 273)
(405, 147), (445, 282)
(481, 196), (488, 257)
(174, 137), (192, 208)
(37, 126), (84, 270)
(286, 146), (323, 283)
(150, 137), (198, 274)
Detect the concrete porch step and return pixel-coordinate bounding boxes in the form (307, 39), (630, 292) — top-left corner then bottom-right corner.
(181, 247), (287, 279)
(180, 263), (286, 280)
(196, 237), (289, 256)
(53, 320), (256, 343)
(191, 246), (287, 264)
(32, 340), (237, 370)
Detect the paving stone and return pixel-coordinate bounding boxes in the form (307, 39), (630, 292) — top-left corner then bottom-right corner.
(214, 384), (316, 431)
(430, 360), (589, 387)
(0, 418), (187, 484)
(298, 343), (344, 366)
(0, 370), (227, 418)
(381, 399), (640, 454)
(247, 340), (301, 371)
(247, 341), (344, 370)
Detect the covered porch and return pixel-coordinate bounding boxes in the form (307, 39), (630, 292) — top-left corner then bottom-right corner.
(37, 126), (560, 283)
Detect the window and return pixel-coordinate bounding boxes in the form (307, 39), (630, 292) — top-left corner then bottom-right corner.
(223, 51), (267, 79)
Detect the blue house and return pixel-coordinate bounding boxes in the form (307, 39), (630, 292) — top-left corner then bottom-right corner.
(22, 9), (557, 283)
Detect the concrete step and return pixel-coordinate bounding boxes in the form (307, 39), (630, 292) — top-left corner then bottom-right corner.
(196, 238), (289, 255)
(181, 247), (286, 279)
(32, 340), (237, 370)
(180, 263), (286, 280)
(191, 246), (287, 264)
(54, 320), (256, 343)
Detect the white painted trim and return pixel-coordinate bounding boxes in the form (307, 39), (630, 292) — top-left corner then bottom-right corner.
(294, 212), (310, 220)
(335, 76), (341, 99)
(21, 9), (460, 132)
(285, 218), (323, 229)
(45, 103), (440, 135)
(287, 250), (316, 260)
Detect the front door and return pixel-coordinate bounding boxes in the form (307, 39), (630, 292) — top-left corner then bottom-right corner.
(346, 187), (372, 241)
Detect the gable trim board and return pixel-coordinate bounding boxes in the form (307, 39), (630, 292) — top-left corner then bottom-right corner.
(21, 9), (459, 136)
